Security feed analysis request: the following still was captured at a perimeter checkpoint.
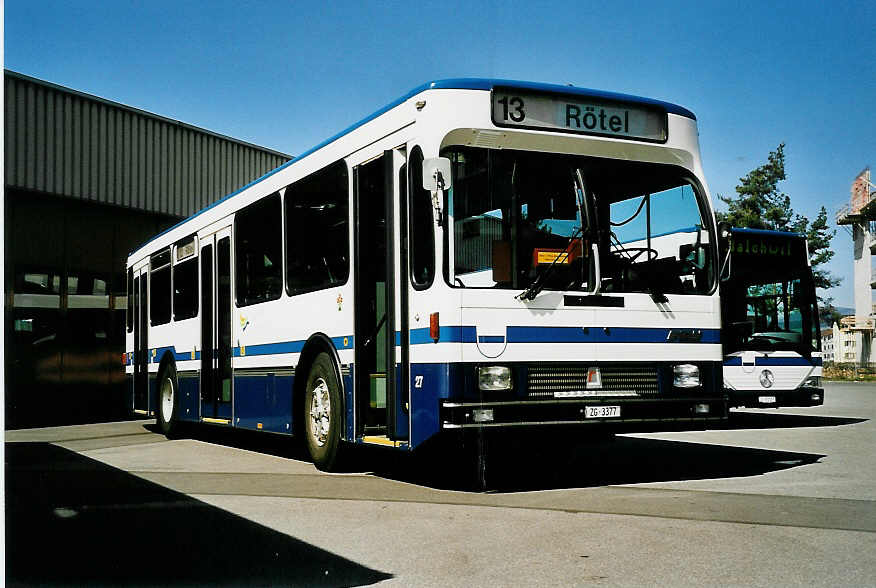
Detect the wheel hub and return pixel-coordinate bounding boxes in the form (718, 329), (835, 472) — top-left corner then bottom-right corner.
(309, 378), (331, 447)
(161, 377), (174, 423)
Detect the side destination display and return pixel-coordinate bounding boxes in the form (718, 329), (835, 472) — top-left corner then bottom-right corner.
(491, 87), (668, 142)
(730, 232), (806, 260)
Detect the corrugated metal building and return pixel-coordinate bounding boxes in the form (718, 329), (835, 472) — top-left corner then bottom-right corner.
(4, 70), (291, 427)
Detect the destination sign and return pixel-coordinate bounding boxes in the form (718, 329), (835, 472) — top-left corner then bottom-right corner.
(727, 232), (809, 283)
(730, 234), (806, 260)
(491, 88), (667, 142)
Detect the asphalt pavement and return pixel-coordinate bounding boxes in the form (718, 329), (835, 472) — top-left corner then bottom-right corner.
(5, 381), (875, 586)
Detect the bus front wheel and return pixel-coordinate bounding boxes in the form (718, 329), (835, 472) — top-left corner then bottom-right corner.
(304, 352), (345, 471)
(157, 361), (181, 438)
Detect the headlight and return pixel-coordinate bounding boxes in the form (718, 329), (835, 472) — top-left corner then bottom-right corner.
(478, 366), (512, 391)
(674, 364), (701, 388)
(803, 375), (822, 388)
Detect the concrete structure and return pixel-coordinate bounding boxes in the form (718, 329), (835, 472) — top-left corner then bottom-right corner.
(835, 167), (876, 364)
(4, 70), (291, 427)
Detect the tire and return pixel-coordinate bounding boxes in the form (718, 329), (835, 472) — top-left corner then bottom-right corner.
(304, 352), (345, 471)
(157, 361), (181, 438)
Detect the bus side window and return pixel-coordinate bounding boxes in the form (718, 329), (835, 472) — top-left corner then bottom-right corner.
(126, 268), (133, 332)
(285, 161), (350, 295)
(173, 259), (198, 321)
(150, 249), (171, 326)
(235, 193), (283, 307)
(409, 147), (434, 288)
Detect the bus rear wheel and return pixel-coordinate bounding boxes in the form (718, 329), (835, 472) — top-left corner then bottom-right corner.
(304, 352), (345, 471)
(157, 362), (181, 438)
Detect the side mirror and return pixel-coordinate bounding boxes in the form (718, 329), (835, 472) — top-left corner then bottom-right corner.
(423, 157), (452, 191)
(717, 221), (733, 281)
(679, 242), (706, 270)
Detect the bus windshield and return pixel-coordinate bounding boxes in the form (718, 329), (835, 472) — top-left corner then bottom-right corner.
(444, 146), (715, 295)
(721, 231), (821, 358)
(725, 276), (820, 354)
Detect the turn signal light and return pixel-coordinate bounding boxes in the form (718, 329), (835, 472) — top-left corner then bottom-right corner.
(430, 312), (440, 342)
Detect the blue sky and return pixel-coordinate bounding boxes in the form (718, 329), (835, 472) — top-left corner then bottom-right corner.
(5, 0), (875, 306)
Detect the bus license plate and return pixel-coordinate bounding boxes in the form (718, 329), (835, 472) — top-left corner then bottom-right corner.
(586, 405), (621, 419)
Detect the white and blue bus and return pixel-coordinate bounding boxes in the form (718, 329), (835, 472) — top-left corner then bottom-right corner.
(719, 227), (824, 408)
(126, 79), (725, 470)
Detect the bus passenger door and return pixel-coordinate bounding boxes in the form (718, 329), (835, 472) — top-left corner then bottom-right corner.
(200, 227), (234, 423)
(353, 148), (408, 440)
(132, 267), (149, 414)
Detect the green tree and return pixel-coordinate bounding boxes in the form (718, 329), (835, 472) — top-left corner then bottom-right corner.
(819, 295), (844, 327)
(716, 143), (841, 312)
(793, 206), (841, 292)
(717, 143), (793, 230)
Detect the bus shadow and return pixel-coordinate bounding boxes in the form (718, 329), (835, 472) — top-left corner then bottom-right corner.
(362, 409), (867, 492)
(5, 442), (392, 587)
(367, 433), (827, 493)
(140, 411), (864, 494)
(724, 411), (868, 430)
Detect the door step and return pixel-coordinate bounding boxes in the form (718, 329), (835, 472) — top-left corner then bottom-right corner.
(361, 435), (405, 448)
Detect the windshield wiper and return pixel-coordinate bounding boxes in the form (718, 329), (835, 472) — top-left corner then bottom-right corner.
(517, 226), (582, 301)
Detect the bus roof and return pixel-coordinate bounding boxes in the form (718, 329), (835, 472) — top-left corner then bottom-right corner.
(422, 79), (697, 119)
(131, 79), (697, 257)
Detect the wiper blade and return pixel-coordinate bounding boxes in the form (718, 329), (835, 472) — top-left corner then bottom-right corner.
(516, 227), (582, 301)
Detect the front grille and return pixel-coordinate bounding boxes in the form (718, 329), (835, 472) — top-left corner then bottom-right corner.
(527, 364), (659, 398)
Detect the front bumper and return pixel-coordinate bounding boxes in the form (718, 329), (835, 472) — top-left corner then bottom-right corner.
(728, 387), (824, 409)
(441, 396), (727, 432)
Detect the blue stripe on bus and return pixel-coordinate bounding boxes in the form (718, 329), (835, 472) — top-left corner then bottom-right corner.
(409, 326), (478, 344)
(234, 341), (305, 357)
(234, 335), (353, 357)
(146, 346), (198, 363)
(148, 336), (355, 363)
(505, 326), (721, 344)
(723, 356), (821, 367)
(146, 325), (721, 363)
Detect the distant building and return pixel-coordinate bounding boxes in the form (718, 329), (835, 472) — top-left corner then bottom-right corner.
(835, 167), (876, 364)
(822, 317), (868, 363)
(4, 70), (291, 427)
(837, 319), (863, 362)
(821, 327), (835, 362)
